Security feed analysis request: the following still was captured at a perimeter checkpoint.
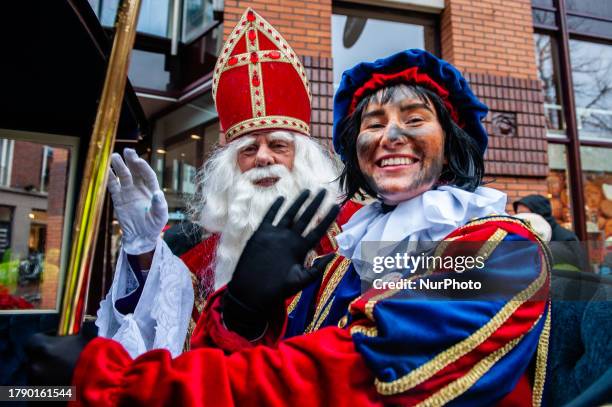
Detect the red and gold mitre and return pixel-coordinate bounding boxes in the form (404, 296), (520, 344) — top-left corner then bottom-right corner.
(212, 8), (311, 143)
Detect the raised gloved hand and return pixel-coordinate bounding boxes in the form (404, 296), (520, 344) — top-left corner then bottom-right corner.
(26, 321), (98, 386)
(108, 148), (168, 255)
(224, 189), (340, 338)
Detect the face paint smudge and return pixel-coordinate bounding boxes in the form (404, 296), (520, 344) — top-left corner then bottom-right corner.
(356, 131), (378, 159)
(387, 124), (409, 143)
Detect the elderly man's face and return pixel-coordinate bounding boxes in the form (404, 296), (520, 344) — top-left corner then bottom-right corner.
(236, 132), (295, 187)
(356, 88), (445, 205)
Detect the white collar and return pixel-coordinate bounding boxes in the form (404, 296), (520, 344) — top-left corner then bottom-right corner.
(335, 186), (507, 278)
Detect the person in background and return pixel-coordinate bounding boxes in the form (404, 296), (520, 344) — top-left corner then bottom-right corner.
(513, 194), (578, 242)
(514, 212), (552, 242)
(514, 194), (585, 271)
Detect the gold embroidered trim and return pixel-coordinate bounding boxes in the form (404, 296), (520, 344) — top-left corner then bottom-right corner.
(310, 297), (335, 332)
(305, 256), (351, 333)
(476, 229), (508, 258)
(287, 291), (302, 315)
(532, 302), (551, 407)
(350, 324), (378, 337)
(338, 315), (348, 329)
(212, 10), (250, 99)
(415, 315), (543, 407)
(325, 222), (341, 251)
(374, 255), (548, 395)
(225, 116), (310, 141)
(218, 51), (291, 75)
(246, 25), (265, 119)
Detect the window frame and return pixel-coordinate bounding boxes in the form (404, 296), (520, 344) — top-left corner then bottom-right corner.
(333, 1), (441, 56)
(0, 129), (80, 314)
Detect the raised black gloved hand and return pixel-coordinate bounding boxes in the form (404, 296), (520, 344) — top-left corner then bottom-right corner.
(26, 320), (97, 386)
(224, 189), (339, 339)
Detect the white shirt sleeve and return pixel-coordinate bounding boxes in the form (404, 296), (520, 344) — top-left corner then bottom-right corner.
(95, 237), (194, 358)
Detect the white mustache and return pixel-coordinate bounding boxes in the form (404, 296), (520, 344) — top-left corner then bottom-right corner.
(243, 164), (290, 182)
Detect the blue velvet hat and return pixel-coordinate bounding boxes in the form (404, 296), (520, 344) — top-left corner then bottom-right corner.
(333, 49), (489, 161)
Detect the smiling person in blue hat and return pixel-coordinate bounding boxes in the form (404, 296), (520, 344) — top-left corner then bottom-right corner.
(28, 50), (550, 407)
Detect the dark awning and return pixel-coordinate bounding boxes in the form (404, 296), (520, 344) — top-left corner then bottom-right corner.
(0, 0), (148, 141)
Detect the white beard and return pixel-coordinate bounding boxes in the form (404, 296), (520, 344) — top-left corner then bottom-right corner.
(188, 132), (340, 292)
(213, 164), (303, 289)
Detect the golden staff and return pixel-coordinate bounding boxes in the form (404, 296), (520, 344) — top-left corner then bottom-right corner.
(58, 0), (142, 335)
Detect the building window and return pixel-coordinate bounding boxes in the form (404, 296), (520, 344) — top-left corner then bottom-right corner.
(183, 0), (215, 43)
(332, 5), (438, 90)
(569, 40), (612, 142)
(534, 33), (565, 136)
(0, 132), (76, 312)
(91, 0), (172, 38)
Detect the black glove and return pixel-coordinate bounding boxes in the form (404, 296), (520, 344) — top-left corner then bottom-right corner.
(224, 189), (339, 338)
(26, 320), (97, 386)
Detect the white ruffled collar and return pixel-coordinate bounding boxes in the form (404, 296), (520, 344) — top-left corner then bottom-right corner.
(336, 186), (507, 277)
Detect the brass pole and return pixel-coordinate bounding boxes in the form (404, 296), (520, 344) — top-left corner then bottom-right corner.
(58, 0), (142, 335)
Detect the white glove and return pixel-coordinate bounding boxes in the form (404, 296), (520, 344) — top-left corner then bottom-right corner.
(108, 148), (168, 255)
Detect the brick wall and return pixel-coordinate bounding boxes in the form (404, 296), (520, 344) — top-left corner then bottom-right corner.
(223, 0), (332, 57)
(465, 73), (549, 178)
(11, 141), (43, 190)
(441, 0), (538, 79)
(304, 56), (334, 148)
(487, 176), (549, 214)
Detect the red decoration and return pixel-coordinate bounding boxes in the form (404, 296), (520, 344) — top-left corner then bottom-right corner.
(228, 57), (238, 66)
(250, 52), (259, 64)
(247, 10), (255, 22)
(252, 74), (260, 87)
(268, 51), (281, 59)
(248, 29), (256, 43)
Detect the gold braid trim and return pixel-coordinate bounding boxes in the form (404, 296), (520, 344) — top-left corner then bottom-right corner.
(225, 116), (310, 142)
(287, 291), (302, 315)
(415, 315), (544, 407)
(350, 324), (378, 337)
(304, 256), (351, 333)
(532, 301), (551, 407)
(476, 229), (508, 258)
(374, 254), (548, 395)
(310, 297), (335, 332)
(212, 11), (250, 99)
